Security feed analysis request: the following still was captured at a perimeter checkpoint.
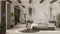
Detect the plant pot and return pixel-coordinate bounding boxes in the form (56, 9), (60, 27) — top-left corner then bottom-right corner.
(0, 23), (6, 34)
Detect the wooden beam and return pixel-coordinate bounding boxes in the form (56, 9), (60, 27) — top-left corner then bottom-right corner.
(6, 0), (12, 3)
(50, 0), (57, 4)
(18, 0), (22, 3)
(40, 0), (44, 3)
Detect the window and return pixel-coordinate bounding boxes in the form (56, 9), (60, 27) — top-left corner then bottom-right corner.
(29, 8), (32, 16)
(50, 7), (52, 18)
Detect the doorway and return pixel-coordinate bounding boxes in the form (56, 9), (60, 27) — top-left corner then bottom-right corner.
(1, 1), (6, 34)
(14, 6), (20, 25)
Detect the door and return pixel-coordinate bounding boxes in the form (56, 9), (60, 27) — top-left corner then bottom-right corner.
(0, 1), (6, 34)
(14, 6), (20, 25)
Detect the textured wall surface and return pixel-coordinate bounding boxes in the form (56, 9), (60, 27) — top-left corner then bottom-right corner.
(5, 0), (60, 24)
(18, 0), (60, 23)
(9, 0), (60, 23)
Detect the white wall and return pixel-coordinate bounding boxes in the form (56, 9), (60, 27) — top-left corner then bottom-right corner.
(20, 0), (60, 23)
(9, 0), (60, 23)
(20, 0), (51, 23)
(31, 0), (51, 23)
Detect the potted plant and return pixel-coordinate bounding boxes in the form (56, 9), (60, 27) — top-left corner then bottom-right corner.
(0, 23), (6, 34)
(10, 12), (14, 28)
